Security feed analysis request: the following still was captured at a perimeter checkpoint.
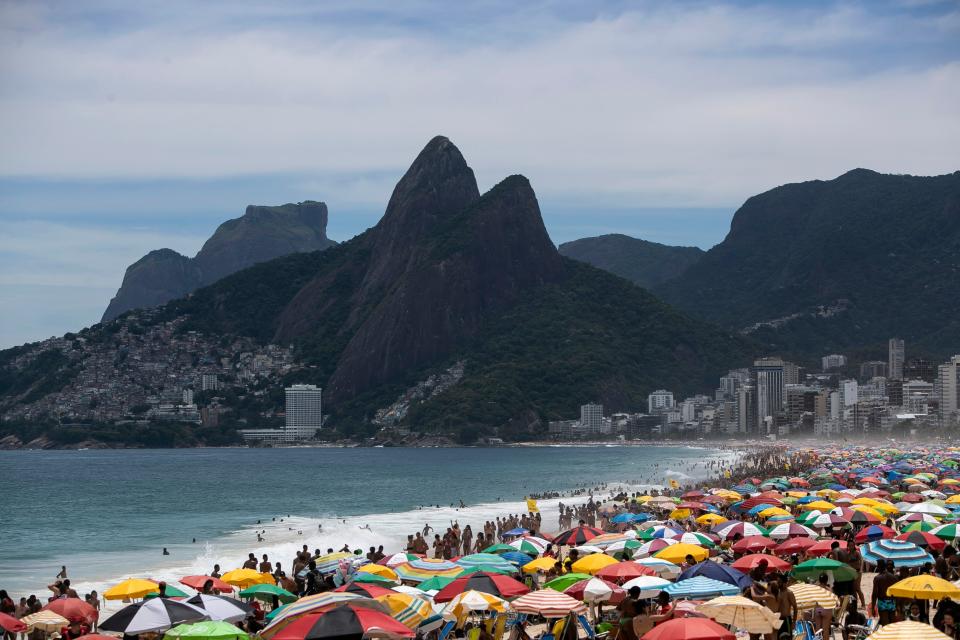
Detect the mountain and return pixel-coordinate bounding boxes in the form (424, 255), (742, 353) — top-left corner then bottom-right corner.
(655, 169), (960, 359)
(101, 201), (336, 321)
(152, 136), (750, 432)
(558, 234), (704, 288)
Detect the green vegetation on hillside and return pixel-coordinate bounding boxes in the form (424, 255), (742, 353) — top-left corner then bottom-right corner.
(559, 234), (704, 289)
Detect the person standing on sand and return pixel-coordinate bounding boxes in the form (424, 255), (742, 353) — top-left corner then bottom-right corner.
(462, 525), (473, 555)
(259, 554), (272, 574)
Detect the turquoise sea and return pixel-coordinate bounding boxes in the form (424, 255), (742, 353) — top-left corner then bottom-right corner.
(0, 445), (736, 600)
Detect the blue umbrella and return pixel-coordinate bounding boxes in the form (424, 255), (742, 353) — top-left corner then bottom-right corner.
(501, 551), (534, 567)
(678, 560), (752, 589)
(663, 576), (740, 599)
(502, 527), (529, 538)
(860, 540), (934, 568)
(612, 514), (637, 524)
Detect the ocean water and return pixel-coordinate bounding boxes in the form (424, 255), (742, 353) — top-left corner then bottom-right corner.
(0, 445), (737, 601)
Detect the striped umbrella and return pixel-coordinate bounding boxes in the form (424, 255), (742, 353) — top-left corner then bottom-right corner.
(394, 559), (463, 584)
(895, 531), (947, 552)
(183, 595), (254, 623)
(696, 596), (782, 634)
(767, 523), (818, 541)
(432, 571), (529, 603)
(638, 525), (684, 541)
(313, 553), (362, 575)
(334, 584), (396, 599)
(621, 576), (671, 598)
(788, 584), (839, 611)
(99, 598), (209, 635)
(860, 540), (934, 568)
(552, 525), (604, 546)
(670, 532), (717, 548)
(663, 577), (740, 599)
(260, 593), (388, 639)
(267, 606), (413, 640)
(563, 578), (625, 604)
(604, 539), (644, 555)
(378, 554), (421, 568)
(636, 538), (678, 557)
(20, 611), (70, 633)
(440, 591), (510, 623)
(864, 621), (951, 639)
(373, 593), (433, 629)
(454, 554), (517, 574)
(712, 522), (768, 541)
(931, 523), (960, 542)
(511, 590), (587, 617)
(635, 558), (681, 579)
(508, 536), (550, 555)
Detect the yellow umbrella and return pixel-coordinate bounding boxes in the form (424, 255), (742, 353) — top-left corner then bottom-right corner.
(801, 500), (835, 511)
(786, 491), (809, 498)
(21, 611), (70, 632)
(654, 543), (709, 564)
(669, 508), (692, 519)
(851, 505), (885, 519)
(887, 575), (960, 600)
(817, 489), (840, 498)
(758, 507), (791, 518)
(788, 584), (839, 610)
(103, 578), (161, 600)
(712, 490), (742, 501)
(441, 590), (510, 625)
(375, 593), (433, 628)
(636, 496), (654, 504)
(571, 554), (618, 575)
(696, 514), (727, 526)
(696, 596), (782, 634)
(523, 557), (560, 574)
(946, 495), (960, 504)
(865, 621), (950, 639)
(220, 568), (275, 588)
(358, 564), (398, 581)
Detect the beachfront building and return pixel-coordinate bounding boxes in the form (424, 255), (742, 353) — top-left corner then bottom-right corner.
(647, 389), (674, 413)
(938, 355), (960, 420)
(889, 338), (905, 380)
(285, 384), (323, 440)
(753, 358), (786, 434)
(579, 402), (603, 433)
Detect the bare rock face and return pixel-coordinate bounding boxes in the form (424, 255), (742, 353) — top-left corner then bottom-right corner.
(275, 136), (563, 403)
(102, 201), (335, 321)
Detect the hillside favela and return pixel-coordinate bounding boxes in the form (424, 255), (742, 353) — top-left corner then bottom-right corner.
(2, 3), (960, 640)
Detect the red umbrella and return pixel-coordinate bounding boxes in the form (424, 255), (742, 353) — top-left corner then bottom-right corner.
(732, 553), (791, 574)
(552, 525), (604, 546)
(835, 508), (881, 525)
(854, 525), (896, 543)
(563, 578), (625, 604)
(333, 583), (397, 598)
(0, 613), (27, 634)
(179, 575), (235, 593)
(739, 497), (782, 510)
(677, 502), (706, 511)
(269, 606), (413, 640)
(896, 531), (947, 552)
(42, 598), (99, 625)
(900, 493), (924, 503)
(774, 537), (817, 556)
(641, 617), (735, 640)
(804, 539), (851, 557)
(596, 561), (656, 583)
(433, 571), (529, 603)
(732, 535), (776, 554)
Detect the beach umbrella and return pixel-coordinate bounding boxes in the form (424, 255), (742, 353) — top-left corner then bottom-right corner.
(239, 584), (297, 603)
(768, 523), (818, 540)
(638, 525), (683, 541)
(791, 558), (857, 582)
(334, 584), (396, 599)
(887, 575), (960, 599)
(931, 523), (960, 542)
(596, 561), (656, 583)
(165, 620), (249, 640)
(731, 554), (790, 574)
(863, 621), (951, 639)
(42, 597), (99, 625)
(267, 606), (413, 640)
(907, 504), (950, 516)
(571, 553), (619, 575)
(902, 521), (938, 533)
(640, 617), (735, 640)
(834, 508), (882, 525)
(620, 576), (671, 598)
(180, 576), (235, 593)
(440, 591), (509, 624)
(713, 522), (768, 541)
(896, 531), (947, 552)
(145, 584), (191, 599)
(803, 539), (852, 557)
(260, 593), (389, 639)
(654, 543), (709, 564)
(572, 545), (605, 555)
(563, 578), (625, 604)
(352, 574), (397, 587)
(521, 557), (559, 574)
(604, 539), (644, 556)
(732, 535), (776, 554)
(508, 536), (550, 556)
(100, 598), (210, 634)
(695, 595), (781, 634)
(552, 525), (604, 546)
(511, 590), (586, 617)
(670, 532), (717, 548)
(184, 595), (254, 623)
(678, 561), (751, 589)
(788, 584), (839, 611)
(455, 553), (517, 574)
(0, 613), (26, 634)
(374, 593), (433, 629)
(220, 569), (275, 589)
(663, 577), (740, 599)
(433, 571), (529, 603)
(855, 525), (897, 543)
(636, 538), (678, 557)
(635, 558), (681, 579)
(393, 559), (462, 584)
(104, 578), (164, 600)
(861, 540), (934, 568)
(414, 576), (457, 592)
(378, 554), (420, 568)
(20, 611), (70, 633)
(357, 565), (398, 581)
(695, 514), (727, 526)
(543, 573), (594, 592)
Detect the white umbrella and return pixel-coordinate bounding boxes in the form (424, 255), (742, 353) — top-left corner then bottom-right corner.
(21, 611), (70, 633)
(696, 595), (781, 634)
(184, 594), (252, 623)
(897, 513), (939, 524)
(907, 503), (950, 516)
(572, 545), (604, 555)
(621, 576), (671, 598)
(634, 558), (681, 578)
(100, 598), (210, 634)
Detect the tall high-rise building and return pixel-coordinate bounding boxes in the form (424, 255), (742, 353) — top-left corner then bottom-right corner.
(888, 338), (905, 381)
(580, 403), (603, 432)
(938, 355), (960, 417)
(201, 373), (219, 391)
(647, 390), (675, 413)
(905, 358), (937, 382)
(821, 354), (846, 370)
(285, 384), (323, 441)
(737, 385), (756, 434)
(859, 361), (887, 380)
(753, 358), (787, 430)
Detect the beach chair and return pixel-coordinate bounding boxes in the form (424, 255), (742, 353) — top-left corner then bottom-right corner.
(793, 619), (823, 640)
(829, 595), (851, 640)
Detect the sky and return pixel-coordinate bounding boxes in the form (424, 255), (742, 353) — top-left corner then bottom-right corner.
(1, 0), (958, 348)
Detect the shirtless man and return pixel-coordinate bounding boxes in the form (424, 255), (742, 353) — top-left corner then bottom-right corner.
(259, 554), (272, 574)
(871, 560), (899, 627)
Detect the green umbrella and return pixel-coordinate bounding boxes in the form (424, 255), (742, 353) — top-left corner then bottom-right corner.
(543, 573), (593, 592)
(417, 575), (457, 591)
(904, 521), (936, 533)
(145, 585), (189, 598)
(165, 621), (249, 640)
(791, 558), (857, 582)
(483, 544), (516, 554)
(458, 565), (514, 576)
(352, 573), (397, 586)
(238, 583), (297, 603)
(265, 604), (287, 621)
